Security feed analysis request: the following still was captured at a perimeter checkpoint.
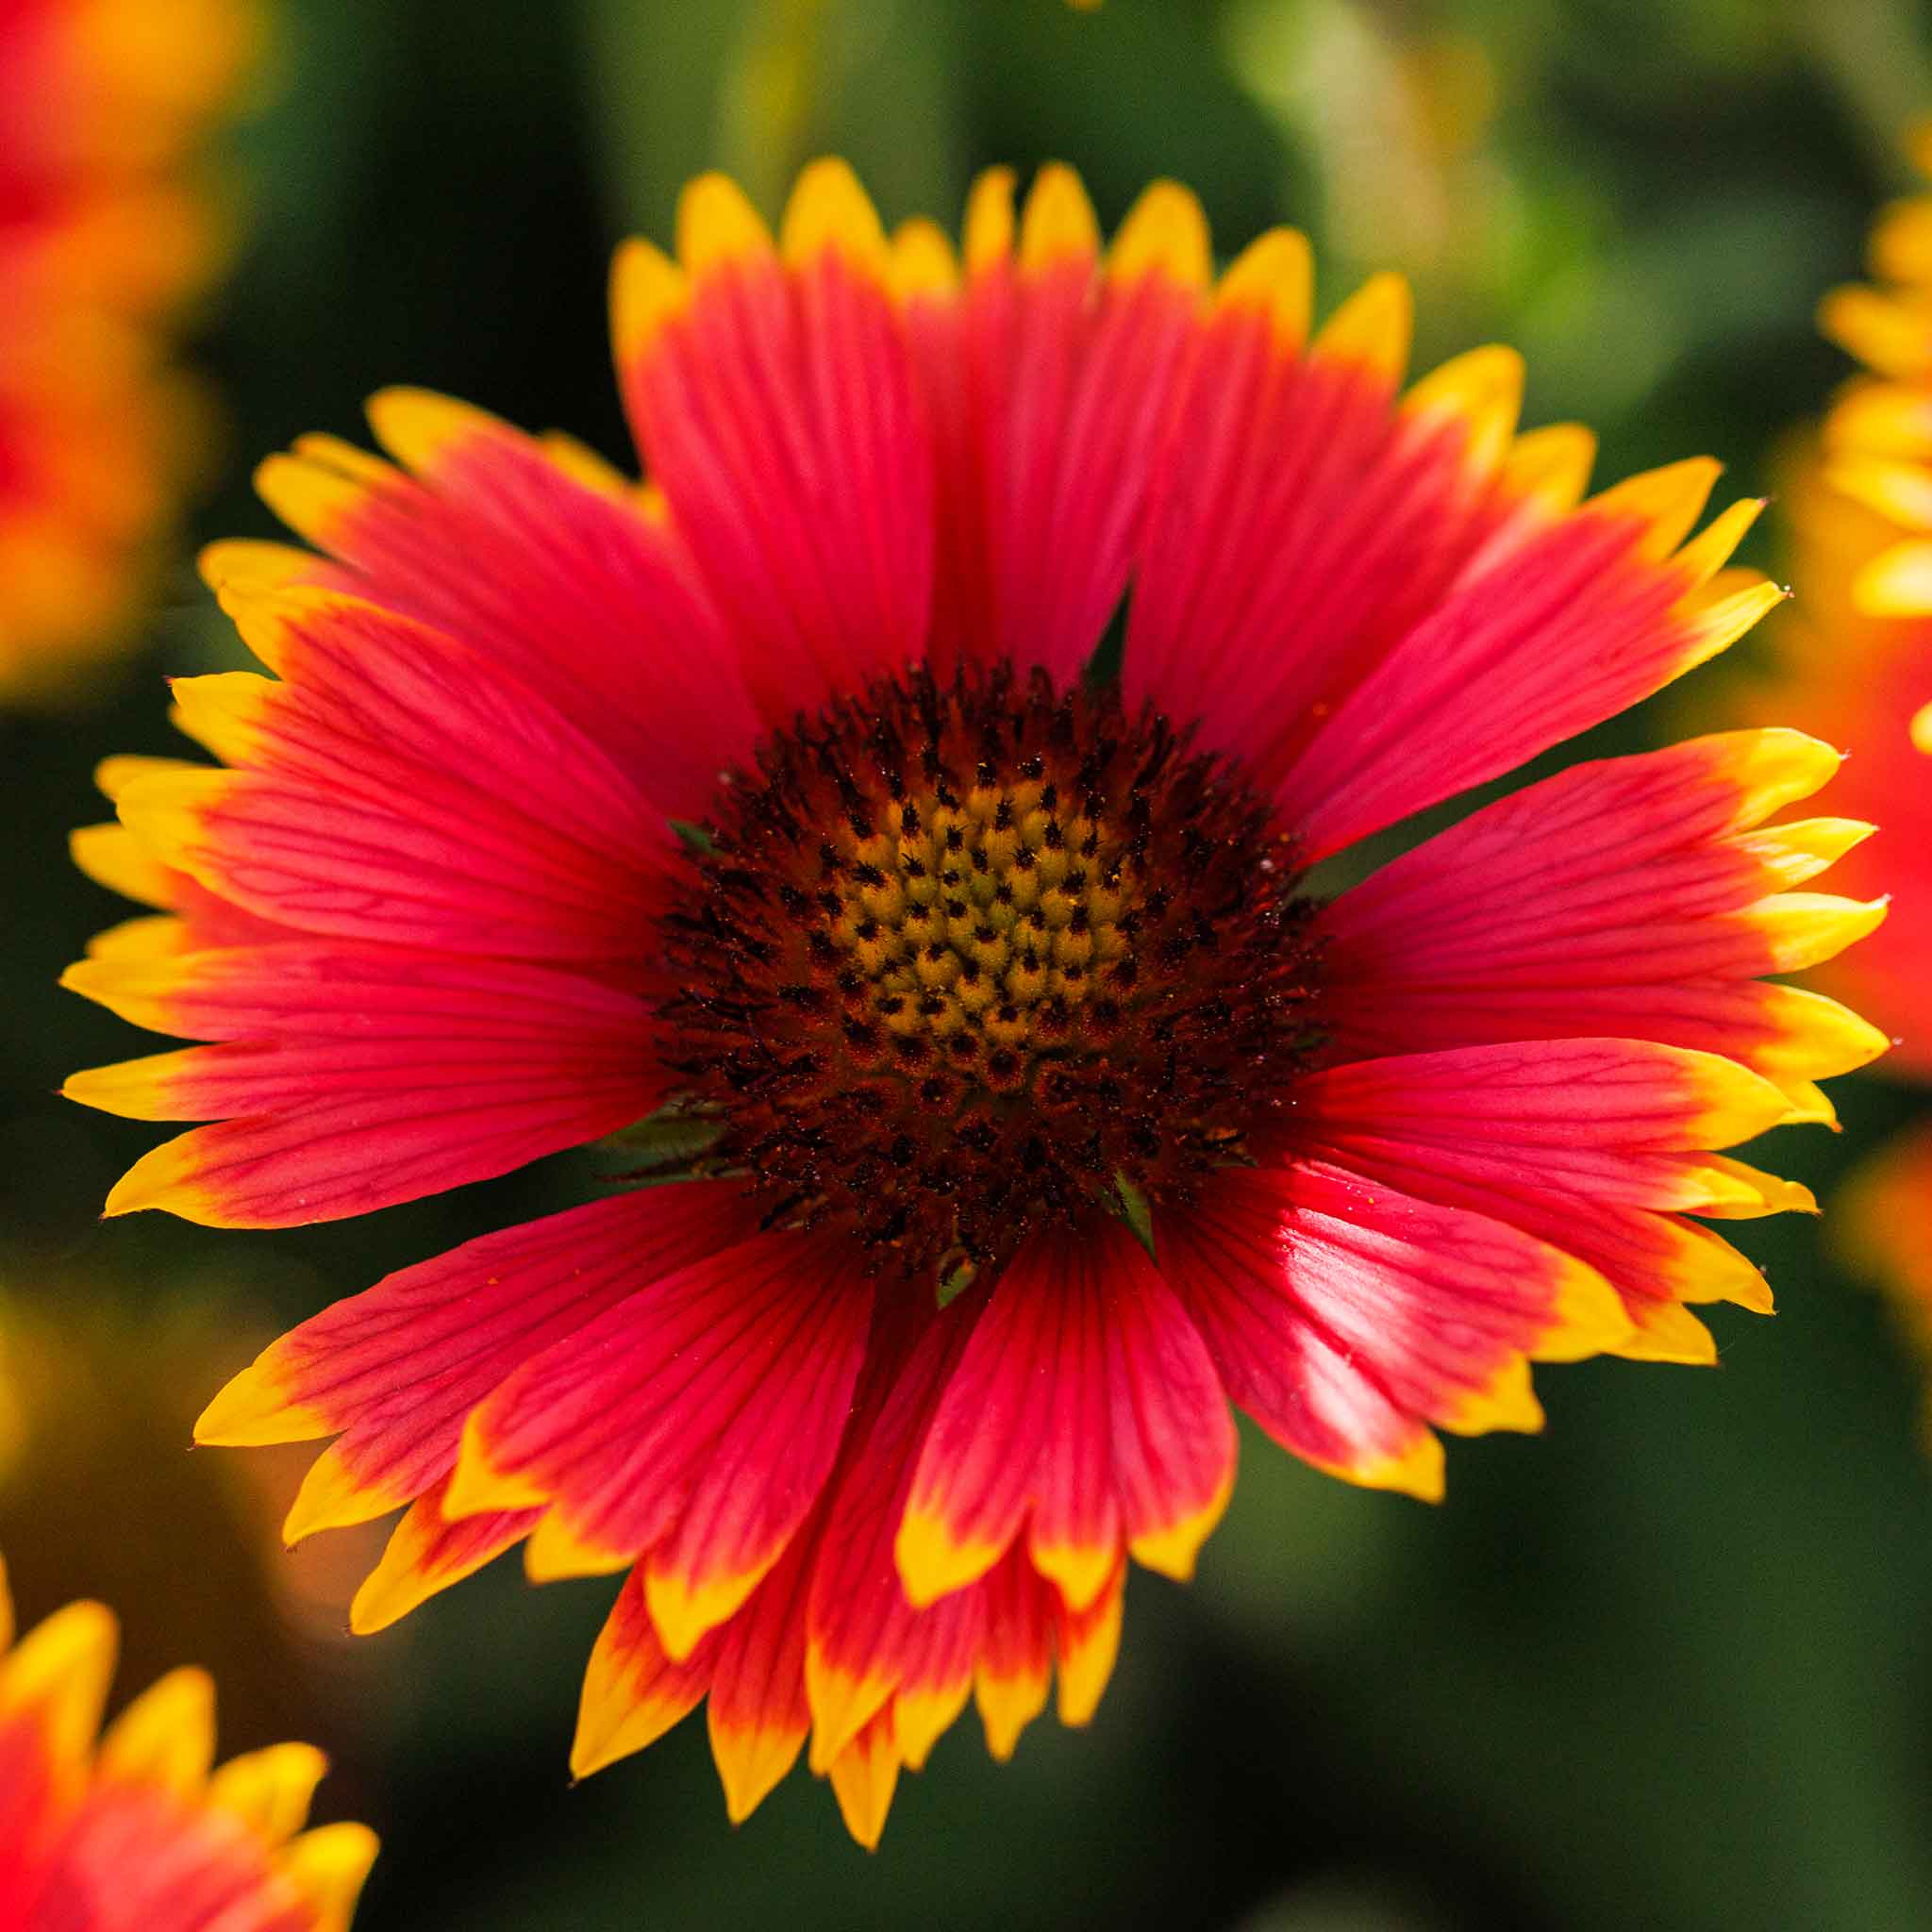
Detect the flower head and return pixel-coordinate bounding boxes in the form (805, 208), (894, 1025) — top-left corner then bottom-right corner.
(65, 159), (1886, 1842)
(0, 0), (258, 694)
(0, 1552), (375, 1929)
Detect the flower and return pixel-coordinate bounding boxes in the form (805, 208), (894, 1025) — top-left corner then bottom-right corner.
(1731, 126), (1932, 1417)
(0, 0), (259, 695)
(64, 160), (1886, 1843)
(0, 1550), (375, 1928)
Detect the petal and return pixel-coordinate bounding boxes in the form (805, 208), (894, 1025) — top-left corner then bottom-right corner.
(572, 1509), (820, 1825)
(973, 1546), (1053, 1761)
(0, 1707), (59, 1916)
(612, 161), (935, 725)
(1052, 1554), (1125, 1726)
(70, 820), (177, 909)
(65, 949), (666, 1227)
(571, 1565), (719, 1782)
(281, 1822), (382, 1932)
(1159, 1162), (1631, 1497)
(967, 1542), (1125, 1754)
(1289, 1041), (1806, 1338)
(42, 1781), (346, 1932)
(909, 167), (1208, 681)
(195, 1183), (762, 1538)
(71, 799), (296, 959)
(453, 1227), (874, 1658)
(94, 1666), (215, 1796)
(1819, 281), (1932, 379)
(205, 1744), (329, 1845)
(64, 940), (655, 1047)
(886, 1587), (984, 1773)
(574, 1520), (816, 1825)
(123, 587), (678, 966)
(1316, 730), (1890, 1092)
(805, 1300), (984, 1771)
(234, 391), (758, 820)
(896, 1217), (1235, 1611)
(705, 1530), (814, 1824)
(0, 1599), (117, 1778)
(1271, 468), (1785, 859)
(1296, 1037), (1805, 1153)
(1130, 272), (1530, 757)
(825, 1706), (901, 1851)
(349, 1482), (540, 1635)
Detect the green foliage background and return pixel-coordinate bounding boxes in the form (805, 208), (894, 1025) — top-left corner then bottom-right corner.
(6, 1), (1932, 1926)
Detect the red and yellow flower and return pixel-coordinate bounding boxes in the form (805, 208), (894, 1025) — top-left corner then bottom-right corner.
(1737, 128), (1932, 1412)
(64, 160), (1885, 1842)
(0, 1551), (375, 1929)
(0, 0), (258, 694)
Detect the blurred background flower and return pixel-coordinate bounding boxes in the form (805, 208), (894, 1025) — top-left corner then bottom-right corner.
(1722, 125), (1932, 1441)
(0, 1544), (375, 1928)
(9, 0), (1932, 1927)
(0, 0), (261, 699)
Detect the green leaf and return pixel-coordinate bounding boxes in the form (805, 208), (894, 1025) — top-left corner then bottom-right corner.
(670, 818), (715, 854)
(1111, 1173), (1156, 1260)
(602, 1103), (724, 1173)
(936, 1258), (977, 1310)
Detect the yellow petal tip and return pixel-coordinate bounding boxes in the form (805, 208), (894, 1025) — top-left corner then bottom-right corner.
(676, 172), (773, 280)
(779, 158), (888, 275)
(1017, 162), (1099, 272)
(1108, 179), (1211, 289)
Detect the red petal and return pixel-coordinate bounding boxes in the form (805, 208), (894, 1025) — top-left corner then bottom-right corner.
(1289, 1041), (1803, 1340)
(1276, 497), (1774, 859)
(195, 1184), (763, 1535)
(805, 1300), (982, 1770)
(131, 588), (678, 967)
(458, 1228), (874, 1657)
(914, 169), (1206, 684)
(350, 1480), (540, 1635)
(614, 169), (934, 725)
(897, 1218), (1234, 1611)
(1316, 731), (1888, 1091)
(572, 1564), (719, 1782)
(1160, 1163), (1627, 1496)
(706, 1531), (814, 1824)
(240, 396), (758, 820)
(1129, 293), (1493, 762)
(68, 950), (666, 1228)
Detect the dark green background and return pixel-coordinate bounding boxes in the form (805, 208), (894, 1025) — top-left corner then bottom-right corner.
(6, 1), (1932, 1926)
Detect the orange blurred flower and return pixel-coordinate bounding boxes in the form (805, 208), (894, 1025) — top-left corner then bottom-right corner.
(1734, 126), (1932, 1416)
(0, 0), (259, 696)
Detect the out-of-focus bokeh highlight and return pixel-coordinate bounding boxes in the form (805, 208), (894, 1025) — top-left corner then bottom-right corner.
(8, 1), (1932, 1927)
(0, 0), (261, 698)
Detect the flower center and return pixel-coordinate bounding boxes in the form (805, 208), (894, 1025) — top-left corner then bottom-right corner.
(659, 662), (1323, 1291)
